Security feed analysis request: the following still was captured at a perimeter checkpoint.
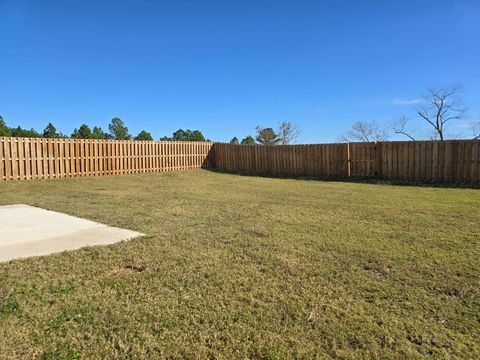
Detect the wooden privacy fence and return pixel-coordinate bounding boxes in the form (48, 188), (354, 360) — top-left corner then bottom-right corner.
(0, 137), (213, 181)
(2, 137), (479, 184)
(213, 140), (480, 183)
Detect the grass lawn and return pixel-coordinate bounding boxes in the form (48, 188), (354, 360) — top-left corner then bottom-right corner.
(0, 170), (479, 359)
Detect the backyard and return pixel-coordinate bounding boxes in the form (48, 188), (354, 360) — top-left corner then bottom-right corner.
(0, 170), (479, 359)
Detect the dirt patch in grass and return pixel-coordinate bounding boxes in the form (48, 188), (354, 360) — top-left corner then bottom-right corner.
(0, 170), (479, 358)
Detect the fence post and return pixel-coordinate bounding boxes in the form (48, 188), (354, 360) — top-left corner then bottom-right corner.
(375, 142), (382, 178)
(347, 142), (351, 177)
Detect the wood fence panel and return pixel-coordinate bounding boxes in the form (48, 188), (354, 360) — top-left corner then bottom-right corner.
(0, 137), (214, 182)
(213, 141), (480, 184)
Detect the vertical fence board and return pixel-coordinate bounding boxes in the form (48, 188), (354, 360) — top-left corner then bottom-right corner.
(5, 138), (12, 180)
(0, 138), (5, 181)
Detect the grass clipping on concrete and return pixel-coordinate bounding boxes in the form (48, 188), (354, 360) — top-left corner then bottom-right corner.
(0, 170), (479, 359)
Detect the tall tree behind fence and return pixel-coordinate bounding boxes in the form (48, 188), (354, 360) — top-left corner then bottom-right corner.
(0, 137), (213, 181)
(214, 141), (480, 183)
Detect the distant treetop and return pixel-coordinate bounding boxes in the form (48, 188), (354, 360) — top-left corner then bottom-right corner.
(160, 129), (209, 142)
(43, 122), (67, 138)
(71, 124), (93, 139)
(240, 135), (255, 145)
(134, 130), (153, 141)
(255, 126), (279, 145)
(108, 117), (131, 140)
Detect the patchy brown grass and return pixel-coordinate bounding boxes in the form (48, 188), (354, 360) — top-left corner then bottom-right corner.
(0, 170), (479, 359)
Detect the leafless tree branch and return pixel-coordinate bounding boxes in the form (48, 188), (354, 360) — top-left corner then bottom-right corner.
(390, 116), (416, 141)
(473, 120), (480, 140)
(338, 121), (389, 142)
(277, 121), (301, 145)
(415, 85), (467, 140)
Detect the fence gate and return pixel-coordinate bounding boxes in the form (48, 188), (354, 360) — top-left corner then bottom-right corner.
(348, 142), (378, 177)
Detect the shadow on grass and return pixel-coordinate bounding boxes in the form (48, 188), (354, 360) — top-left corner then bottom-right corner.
(207, 169), (480, 189)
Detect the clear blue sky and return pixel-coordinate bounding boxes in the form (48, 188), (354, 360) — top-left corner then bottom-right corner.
(1, 0), (479, 142)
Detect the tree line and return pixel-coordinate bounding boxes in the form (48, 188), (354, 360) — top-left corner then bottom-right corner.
(0, 116), (209, 142)
(2, 85), (477, 145)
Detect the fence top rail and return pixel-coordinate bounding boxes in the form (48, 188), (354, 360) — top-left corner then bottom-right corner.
(0, 137), (214, 145)
(2, 137), (479, 147)
(217, 139), (480, 147)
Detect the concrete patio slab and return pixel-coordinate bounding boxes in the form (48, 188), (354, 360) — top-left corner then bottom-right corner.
(0, 204), (143, 262)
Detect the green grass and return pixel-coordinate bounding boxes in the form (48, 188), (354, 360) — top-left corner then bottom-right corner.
(0, 170), (479, 359)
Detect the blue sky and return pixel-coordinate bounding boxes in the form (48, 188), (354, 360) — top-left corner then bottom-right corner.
(1, 0), (479, 142)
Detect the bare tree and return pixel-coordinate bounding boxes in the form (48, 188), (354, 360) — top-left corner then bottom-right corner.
(416, 85), (467, 140)
(390, 116), (416, 141)
(473, 120), (480, 140)
(277, 121), (301, 145)
(338, 121), (389, 142)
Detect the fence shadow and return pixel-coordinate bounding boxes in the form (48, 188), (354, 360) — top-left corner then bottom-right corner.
(201, 145), (216, 169)
(207, 168), (480, 190)
(212, 141), (480, 188)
